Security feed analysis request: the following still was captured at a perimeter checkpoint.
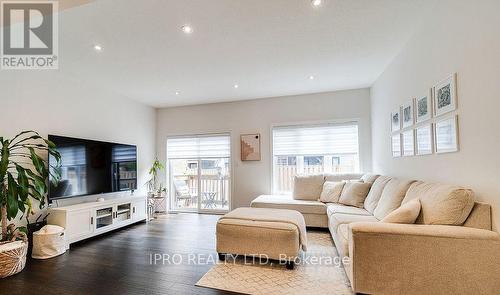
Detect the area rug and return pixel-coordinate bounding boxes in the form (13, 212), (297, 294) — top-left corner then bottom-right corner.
(196, 231), (353, 295)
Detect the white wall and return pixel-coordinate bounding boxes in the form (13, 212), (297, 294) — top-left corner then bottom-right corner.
(157, 89), (372, 209)
(1, 71), (156, 223)
(371, 0), (500, 230)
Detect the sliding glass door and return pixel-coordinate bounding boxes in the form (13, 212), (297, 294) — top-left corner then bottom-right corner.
(167, 134), (231, 213)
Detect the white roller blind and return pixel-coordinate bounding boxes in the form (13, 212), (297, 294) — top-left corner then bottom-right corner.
(273, 123), (359, 156)
(167, 134), (231, 159)
(112, 145), (137, 162)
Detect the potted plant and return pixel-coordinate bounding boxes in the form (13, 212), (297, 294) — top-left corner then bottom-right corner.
(146, 158), (166, 198)
(0, 131), (61, 278)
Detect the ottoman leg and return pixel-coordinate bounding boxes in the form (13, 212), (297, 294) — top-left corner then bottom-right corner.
(285, 261), (295, 270)
(218, 253), (226, 261)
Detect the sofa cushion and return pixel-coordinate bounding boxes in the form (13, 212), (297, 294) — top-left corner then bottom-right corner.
(373, 178), (416, 220)
(293, 174), (325, 200)
(338, 182), (372, 208)
(363, 176), (392, 214)
(402, 182), (475, 225)
(324, 173), (364, 182)
(251, 195), (327, 215)
(361, 174), (380, 183)
(329, 213), (379, 233)
(382, 199), (421, 224)
(319, 181), (345, 203)
(327, 203), (371, 217)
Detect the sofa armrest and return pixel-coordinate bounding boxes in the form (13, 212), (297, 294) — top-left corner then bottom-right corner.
(348, 222), (500, 295)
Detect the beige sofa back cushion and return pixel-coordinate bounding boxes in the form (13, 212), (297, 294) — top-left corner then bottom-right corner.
(403, 182), (475, 225)
(373, 178), (416, 220)
(319, 181), (345, 203)
(324, 173), (363, 182)
(360, 174), (380, 183)
(293, 174), (325, 200)
(382, 199), (421, 224)
(363, 176), (392, 214)
(338, 182), (372, 208)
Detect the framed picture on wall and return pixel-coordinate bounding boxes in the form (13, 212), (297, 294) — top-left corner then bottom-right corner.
(402, 130), (415, 156)
(416, 124), (433, 155)
(402, 100), (414, 128)
(415, 89), (433, 123)
(392, 134), (401, 157)
(241, 134), (261, 161)
(433, 73), (457, 117)
(435, 115), (459, 153)
(391, 107), (401, 132)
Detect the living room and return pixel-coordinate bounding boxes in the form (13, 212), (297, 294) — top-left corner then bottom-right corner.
(0, 0), (499, 294)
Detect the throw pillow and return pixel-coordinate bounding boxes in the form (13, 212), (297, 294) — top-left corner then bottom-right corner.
(338, 182), (372, 208)
(292, 174), (325, 200)
(319, 181), (345, 203)
(382, 199), (421, 224)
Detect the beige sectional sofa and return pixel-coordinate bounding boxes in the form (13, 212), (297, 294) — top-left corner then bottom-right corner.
(250, 173), (500, 294)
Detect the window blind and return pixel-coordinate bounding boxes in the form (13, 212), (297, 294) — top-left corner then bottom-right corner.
(273, 123), (359, 156)
(112, 145), (137, 162)
(167, 134), (231, 159)
(58, 146), (86, 166)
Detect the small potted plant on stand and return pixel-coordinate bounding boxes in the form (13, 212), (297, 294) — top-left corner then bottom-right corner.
(146, 158), (167, 219)
(0, 131), (61, 278)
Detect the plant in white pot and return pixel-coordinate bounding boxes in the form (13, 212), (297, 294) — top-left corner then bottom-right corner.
(0, 131), (61, 278)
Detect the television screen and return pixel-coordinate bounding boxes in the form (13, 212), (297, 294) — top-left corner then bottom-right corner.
(48, 135), (137, 202)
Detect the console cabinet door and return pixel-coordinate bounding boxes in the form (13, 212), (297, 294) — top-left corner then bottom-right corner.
(67, 209), (94, 242)
(132, 200), (146, 221)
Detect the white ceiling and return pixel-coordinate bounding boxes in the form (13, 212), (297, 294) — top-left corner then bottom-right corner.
(35, 0), (434, 107)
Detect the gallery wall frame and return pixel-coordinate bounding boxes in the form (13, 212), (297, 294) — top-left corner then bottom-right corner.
(401, 100), (415, 129)
(402, 129), (415, 157)
(416, 123), (433, 155)
(433, 73), (457, 117)
(435, 115), (459, 154)
(415, 88), (433, 123)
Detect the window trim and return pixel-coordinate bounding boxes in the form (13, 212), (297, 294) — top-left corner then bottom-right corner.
(270, 119), (361, 194)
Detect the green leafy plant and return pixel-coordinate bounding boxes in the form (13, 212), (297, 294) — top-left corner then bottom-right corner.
(146, 158), (165, 196)
(0, 131), (61, 242)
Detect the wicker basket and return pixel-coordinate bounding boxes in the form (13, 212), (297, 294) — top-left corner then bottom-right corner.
(0, 241), (28, 278)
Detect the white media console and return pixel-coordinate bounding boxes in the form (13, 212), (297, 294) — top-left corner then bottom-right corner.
(48, 195), (147, 248)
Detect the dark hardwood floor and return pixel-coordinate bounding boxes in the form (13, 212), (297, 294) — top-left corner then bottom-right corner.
(0, 214), (240, 295)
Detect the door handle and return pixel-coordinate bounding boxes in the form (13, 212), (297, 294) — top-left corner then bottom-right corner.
(91, 217), (94, 225)
(133, 207), (136, 214)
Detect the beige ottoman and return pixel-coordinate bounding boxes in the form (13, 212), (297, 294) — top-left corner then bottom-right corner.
(216, 207), (307, 269)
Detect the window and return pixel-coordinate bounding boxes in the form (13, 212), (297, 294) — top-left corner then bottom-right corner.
(272, 123), (360, 194)
(167, 134), (231, 212)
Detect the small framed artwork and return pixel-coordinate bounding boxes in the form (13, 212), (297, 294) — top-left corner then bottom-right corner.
(402, 130), (415, 156)
(241, 134), (261, 161)
(415, 89), (432, 123)
(402, 101), (414, 129)
(435, 116), (459, 153)
(391, 107), (401, 132)
(433, 73), (457, 117)
(392, 134), (401, 157)
(416, 124), (433, 155)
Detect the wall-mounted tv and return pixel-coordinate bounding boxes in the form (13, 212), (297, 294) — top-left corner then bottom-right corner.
(48, 135), (137, 202)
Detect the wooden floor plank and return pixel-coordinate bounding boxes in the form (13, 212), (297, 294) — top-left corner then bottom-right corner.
(0, 213), (239, 295)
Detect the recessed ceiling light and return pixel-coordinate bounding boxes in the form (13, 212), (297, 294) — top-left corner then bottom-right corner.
(311, 0), (323, 7)
(309, 75), (315, 80)
(181, 25), (193, 34)
(233, 84), (239, 89)
(175, 91), (180, 95)
(93, 44), (103, 51)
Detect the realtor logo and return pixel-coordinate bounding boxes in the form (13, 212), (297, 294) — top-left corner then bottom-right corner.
(1, 1), (58, 69)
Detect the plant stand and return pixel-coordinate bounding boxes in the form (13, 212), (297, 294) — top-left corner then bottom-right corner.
(0, 241), (28, 278)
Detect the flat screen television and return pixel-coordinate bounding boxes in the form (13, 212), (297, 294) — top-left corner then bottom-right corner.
(48, 135), (137, 202)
